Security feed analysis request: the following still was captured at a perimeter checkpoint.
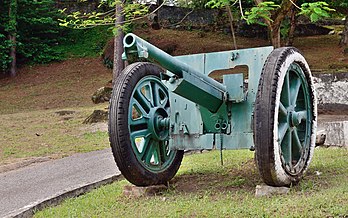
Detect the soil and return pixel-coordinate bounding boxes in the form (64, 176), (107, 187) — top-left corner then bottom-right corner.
(0, 57), (112, 114)
(103, 28), (348, 72)
(170, 158), (259, 194)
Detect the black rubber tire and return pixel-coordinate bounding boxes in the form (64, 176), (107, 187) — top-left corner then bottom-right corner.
(108, 62), (184, 186)
(254, 47), (317, 186)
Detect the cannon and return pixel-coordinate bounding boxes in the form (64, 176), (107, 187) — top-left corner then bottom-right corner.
(108, 33), (317, 187)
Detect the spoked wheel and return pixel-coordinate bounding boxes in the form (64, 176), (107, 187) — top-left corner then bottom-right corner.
(254, 47), (317, 186)
(109, 62), (184, 186)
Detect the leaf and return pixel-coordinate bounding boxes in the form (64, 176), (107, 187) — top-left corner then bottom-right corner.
(310, 13), (320, 22)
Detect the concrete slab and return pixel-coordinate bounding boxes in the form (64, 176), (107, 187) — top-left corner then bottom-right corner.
(0, 149), (120, 218)
(318, 115), (348, 147)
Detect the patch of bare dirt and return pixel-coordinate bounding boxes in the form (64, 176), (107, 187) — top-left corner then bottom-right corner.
(0, 57), (112, 114)
(0, 155), (63, 173)
(170, 158), (260, 195)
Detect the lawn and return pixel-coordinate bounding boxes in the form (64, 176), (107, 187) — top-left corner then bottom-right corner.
(0, 105), (109, 167)
(34, 147), (348, 217)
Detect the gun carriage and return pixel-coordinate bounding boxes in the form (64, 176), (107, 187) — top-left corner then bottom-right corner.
(108, 33), (317, 187)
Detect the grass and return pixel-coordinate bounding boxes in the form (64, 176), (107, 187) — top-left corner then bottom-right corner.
(34, 148), (348, 217)
(0, 105), (110, 166)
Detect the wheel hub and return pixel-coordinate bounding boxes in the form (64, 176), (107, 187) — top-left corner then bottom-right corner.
(288, 110), (306, 128)
(148, 107), (170, 141)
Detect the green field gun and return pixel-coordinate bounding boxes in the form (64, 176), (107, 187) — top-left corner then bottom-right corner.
(108, 33), (317, 187)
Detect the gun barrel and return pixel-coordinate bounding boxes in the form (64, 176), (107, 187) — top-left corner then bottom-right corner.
(123, 33), (227, 112)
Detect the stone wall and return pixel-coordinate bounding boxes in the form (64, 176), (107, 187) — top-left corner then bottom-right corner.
(314, 72), (348, 114)
(157, 6), (227, 31)
(314, 72), (348, 147)
(55, 0), (106, 13)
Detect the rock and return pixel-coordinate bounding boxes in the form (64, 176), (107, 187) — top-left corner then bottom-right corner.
(123, 185), (168, 198)
(344, 48), (348, 56)
(315, 130), (327, 146)
(92, 87), (113, 104)
(83, 109), (108, 124)
(255, 184), (290, 197)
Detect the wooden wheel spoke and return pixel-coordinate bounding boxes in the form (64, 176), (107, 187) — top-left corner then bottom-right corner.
(130, 129), (151, 141)
(155, 83), (169, 108)
(143, 140), (156, 164)
(135, 89), (152, 113)
(281, 72), (291, 106)
(292, 129), (303, 159)
(132, 98), (149, 118)
(140, 137), (152, 160)
(278, 122), (289, 143)
(129, 117), (148, 133)
(290, 76), (301, 106)
(152, 82), (162, 107)
(279, 102), (287, 117)
(281, 130), (292, 165)
(154, 141), (162, 165)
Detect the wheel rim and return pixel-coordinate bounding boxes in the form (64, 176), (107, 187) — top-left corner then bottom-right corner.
(128, 76), (176, 172)
(277, 63), (312, 175)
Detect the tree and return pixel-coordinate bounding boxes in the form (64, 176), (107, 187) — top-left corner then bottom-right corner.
(59, 1), (150, 79)
(113, 3), (125, 81)
(342, 16), (348, 47)
(206, 0), (335, 47)
(8, 0), (18, 77)
(329, 0), (348, 46)
(249, 1), (334, 47)
(0, 0), (64, 76)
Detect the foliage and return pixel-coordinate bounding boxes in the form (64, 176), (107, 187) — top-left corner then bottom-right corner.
(178, 0), (213, 9)
(205, 0), (232, 9)
(54, 26), (113, 58)
(58, 0), (149, 33)
(299, 2), (335, 22)
(0, 34), (12, 72)
(244, 1), (280, 25)
(0, 0), (65, 74)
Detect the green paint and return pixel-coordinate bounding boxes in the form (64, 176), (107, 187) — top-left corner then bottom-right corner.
(278, 63), (312, 174)
(128, 76), (177, 172)
(123, 33), (274, 150)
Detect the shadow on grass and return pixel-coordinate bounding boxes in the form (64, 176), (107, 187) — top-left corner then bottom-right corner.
(169, 158), (261, 195)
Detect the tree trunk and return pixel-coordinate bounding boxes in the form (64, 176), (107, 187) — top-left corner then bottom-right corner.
(9, 35), (16, 77)
(8, 0), (17, 77)
(286, 6), (297, 46)
(113, 4), (125, 83)
(254, 0), (297, 48)
(270, 25), (281, 48)
(226, 6), (237, 50)
(339, 15), (348, 47)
